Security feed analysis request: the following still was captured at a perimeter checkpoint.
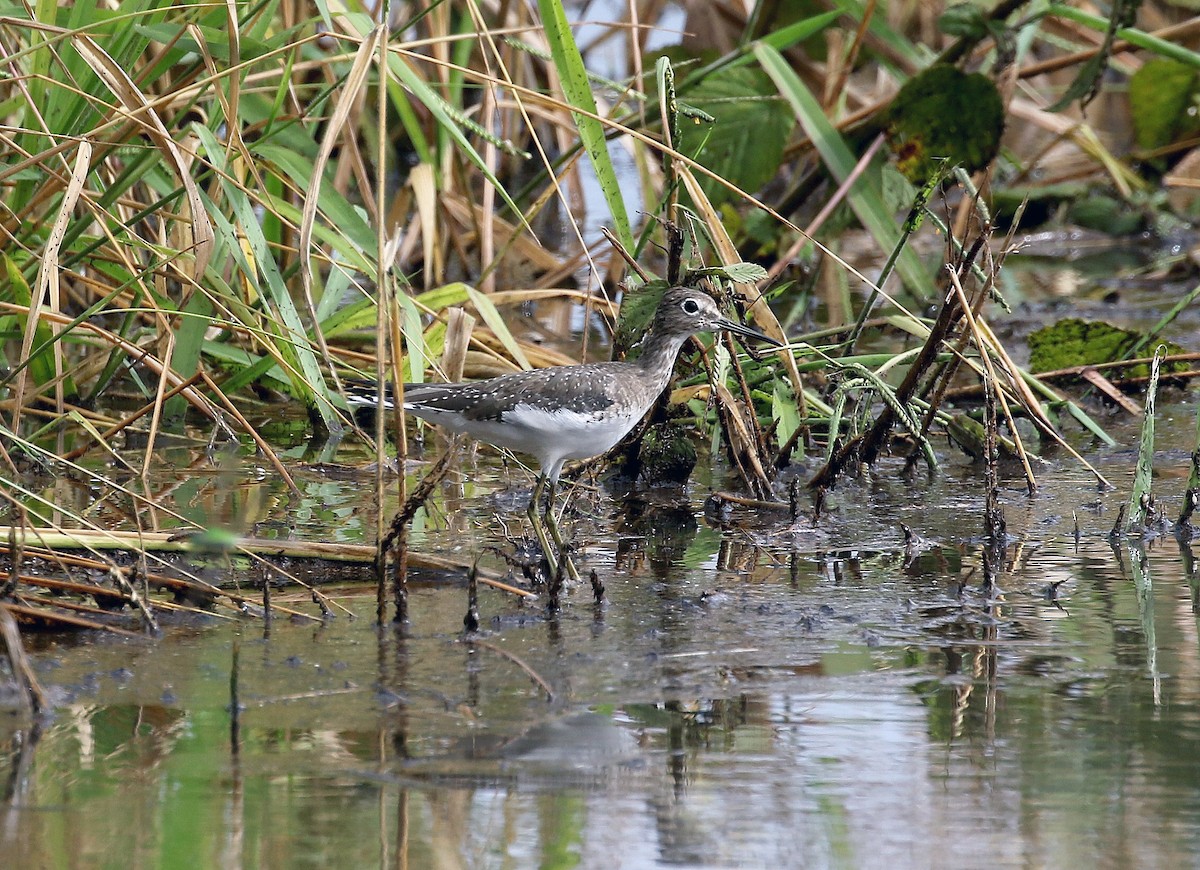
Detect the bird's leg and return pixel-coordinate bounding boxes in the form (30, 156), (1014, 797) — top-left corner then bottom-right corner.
(542, 479), (581, 585)
(526, 474), (558, 578)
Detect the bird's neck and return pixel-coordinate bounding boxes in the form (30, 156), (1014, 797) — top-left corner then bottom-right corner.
(633, 330), (689, 391)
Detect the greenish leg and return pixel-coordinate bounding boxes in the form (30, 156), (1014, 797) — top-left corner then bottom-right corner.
(543, 480), (582, 585)
(527, 475), (559, 577)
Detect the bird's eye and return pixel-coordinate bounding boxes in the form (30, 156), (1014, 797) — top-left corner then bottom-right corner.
(681, 299), (700, 315)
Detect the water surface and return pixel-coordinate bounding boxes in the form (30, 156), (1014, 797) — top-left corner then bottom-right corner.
(5, 392), (1200, 869)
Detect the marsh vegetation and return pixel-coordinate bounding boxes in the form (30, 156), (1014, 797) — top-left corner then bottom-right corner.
(2, 1), (1200, 865)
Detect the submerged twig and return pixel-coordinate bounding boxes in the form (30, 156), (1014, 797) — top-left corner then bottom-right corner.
(944, 266), (1037, 493)
(1178, 409), (1200, 530)
(589, 568), (605, 604)
(0, 604), (47, 715)
(106, 562), (159, 635)
(4, 600), (143, 637)
(229, 639), (241, 759)
(463, 562), (480, 633)
(463, 637), (554, 701)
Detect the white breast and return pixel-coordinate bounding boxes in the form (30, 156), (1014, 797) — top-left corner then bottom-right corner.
(501, 404), (643, 465)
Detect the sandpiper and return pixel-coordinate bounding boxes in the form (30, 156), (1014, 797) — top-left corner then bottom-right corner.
(350, 285), (782, 573)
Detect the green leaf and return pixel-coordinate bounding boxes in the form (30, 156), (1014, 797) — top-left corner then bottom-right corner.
(676, 66), (795, 205)
(771, 380), (801, 452)
(398, 292), (426, 384)
(134, 23), (273, 63)
(465, 286), (531, 371)
(673, 10), (840, 86)
(164, 290), (213, 423)
(414, 282), (529, 371)
(254, 142), (376, 257)
(319, 295), (377, 338)
(938, 3), (990, 39)
(415, 283), (471, 311)
(758, 11), (843, 55)
(691, 262), (770, 283)
(1046, 50), (1109, 113)
(1130, 58), (1200, 151)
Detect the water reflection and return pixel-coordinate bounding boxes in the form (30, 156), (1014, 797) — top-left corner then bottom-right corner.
(3, 524), (1200, 866)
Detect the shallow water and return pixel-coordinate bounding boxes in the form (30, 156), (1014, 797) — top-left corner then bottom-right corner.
(4, 385), (1200, 868)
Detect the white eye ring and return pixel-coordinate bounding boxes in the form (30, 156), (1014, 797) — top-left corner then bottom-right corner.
(681, 298), (700, 315)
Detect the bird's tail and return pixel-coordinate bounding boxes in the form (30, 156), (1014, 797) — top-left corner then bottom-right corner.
(343, 379), (395, 409)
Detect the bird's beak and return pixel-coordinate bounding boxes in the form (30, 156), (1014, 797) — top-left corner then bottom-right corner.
(716, 316), (785, 348)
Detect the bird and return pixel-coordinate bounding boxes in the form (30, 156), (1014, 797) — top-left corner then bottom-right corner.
(349, 285), (782, 574)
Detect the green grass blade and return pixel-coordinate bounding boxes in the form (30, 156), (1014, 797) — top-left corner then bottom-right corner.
(536, 0), (633, 250)
(754, 42), (933, 298)
(1, 254), (58, 389)
(387, 51), (525, 227)
(1046, 5), (1200, 68)
(679, 10), (842, 85)
(1125, 347), (1165, 534)
(397, 293), (426, 384)
(193, 124), (340, 431)
(465, 287), (531, 371)
(164, 290), (213, 423)
(830, 0), (933, 70)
